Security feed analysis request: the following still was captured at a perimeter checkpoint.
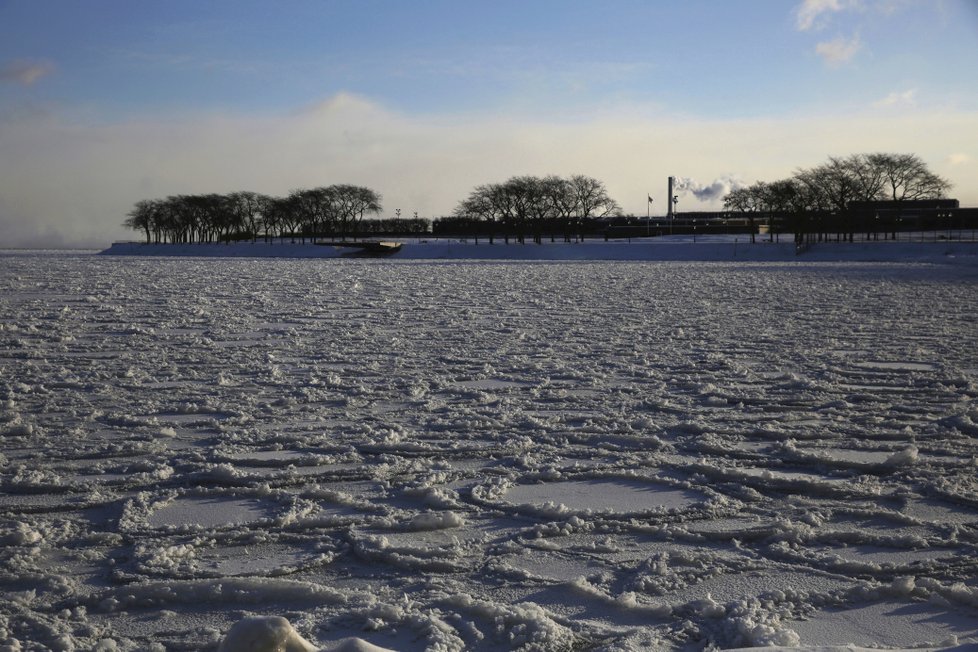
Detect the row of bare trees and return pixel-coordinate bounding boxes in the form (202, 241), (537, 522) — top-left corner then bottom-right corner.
(125, 157), (944, 246)
(123, 175), (622, 245)
(123, 185), (387, 244)
(449, 174), (621, 244)
(723, 153), (951, 242)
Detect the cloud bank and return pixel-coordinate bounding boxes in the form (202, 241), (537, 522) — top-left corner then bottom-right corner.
(1, 93), (975, 248)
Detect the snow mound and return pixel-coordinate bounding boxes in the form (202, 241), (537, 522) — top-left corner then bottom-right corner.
(218, 617), (317, 652)
(218, 616), (396, 652)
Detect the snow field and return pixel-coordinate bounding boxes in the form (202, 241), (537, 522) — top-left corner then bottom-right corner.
(1, 253), (978, 650)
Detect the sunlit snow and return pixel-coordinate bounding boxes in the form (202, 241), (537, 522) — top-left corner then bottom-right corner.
(2, 248), (978, 651)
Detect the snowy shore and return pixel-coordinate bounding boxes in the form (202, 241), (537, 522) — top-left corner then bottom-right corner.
(99, 236), (978, 264)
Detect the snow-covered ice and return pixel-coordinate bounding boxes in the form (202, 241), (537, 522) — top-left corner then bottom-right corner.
(1, 247), (978, 651)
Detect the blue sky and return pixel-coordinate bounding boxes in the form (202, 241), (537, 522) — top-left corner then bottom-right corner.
(1, 0), (976, 246)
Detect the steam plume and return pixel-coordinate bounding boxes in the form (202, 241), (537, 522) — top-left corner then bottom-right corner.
(672, 176), (744, 202)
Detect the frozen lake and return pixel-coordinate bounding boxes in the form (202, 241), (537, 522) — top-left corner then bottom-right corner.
(2, 253), (978, 651)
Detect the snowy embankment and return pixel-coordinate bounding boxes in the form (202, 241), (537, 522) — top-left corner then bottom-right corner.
(2, 253), (978, 651)
(100, 236), (978, 264)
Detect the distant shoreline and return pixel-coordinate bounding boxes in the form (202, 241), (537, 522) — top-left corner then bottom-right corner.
(98, 237), (978, 265)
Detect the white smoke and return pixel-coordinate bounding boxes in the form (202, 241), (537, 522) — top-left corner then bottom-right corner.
(673, 176), (744, 202)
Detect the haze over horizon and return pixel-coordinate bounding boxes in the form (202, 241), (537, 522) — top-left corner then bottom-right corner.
(1, 0), (976, 248)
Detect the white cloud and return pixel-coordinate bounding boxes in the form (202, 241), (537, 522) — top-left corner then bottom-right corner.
(948, 153), (972, 166)
(795, 0), (857, 31)
(0, 59), (54, 86)
(815, 34), (862, 64)
(1, 94), (976, 248)
(873, 88), (917, 108)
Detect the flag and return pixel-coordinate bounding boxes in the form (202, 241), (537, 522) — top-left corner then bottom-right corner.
(647, 195), (653, 203)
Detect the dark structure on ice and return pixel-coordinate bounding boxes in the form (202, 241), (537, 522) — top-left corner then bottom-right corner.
(600, 199), (978, 244)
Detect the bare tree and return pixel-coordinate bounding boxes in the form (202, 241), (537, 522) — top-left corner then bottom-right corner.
(505, 176), (550, 244)
(453, 174), (621, 243)
(540, 175), (575, 242)
(723, 183), (767, 243)
(868, 153), (951, 201)
(569, 175), (620, 241)
(845, 153), (887, 201)
(228, 191), (271, 242)
(789, 153), (950, 211)
(123, 199), (158, 244)
(454, 184), (501, 244)
(332, 184), (382, 239)
(291, 187), (337, 241)
(271, 195), (305, 242)
(570, 174), (620, 218)
(258, 195), (282, 243)
(799, 158), (864, 213)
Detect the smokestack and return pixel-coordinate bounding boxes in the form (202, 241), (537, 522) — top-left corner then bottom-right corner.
(667, 176), (674, 219)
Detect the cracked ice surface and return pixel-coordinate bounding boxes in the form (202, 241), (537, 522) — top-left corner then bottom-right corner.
(2, 253), (978, 651)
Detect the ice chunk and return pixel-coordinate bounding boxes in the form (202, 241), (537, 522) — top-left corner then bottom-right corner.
(218, 616), (397, 652)
(218, 616), (316, 652)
